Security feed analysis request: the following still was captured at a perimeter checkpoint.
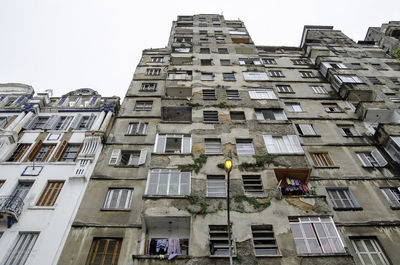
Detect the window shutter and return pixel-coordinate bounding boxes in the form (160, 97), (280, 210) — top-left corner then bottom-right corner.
(357, 153), (372, 167)
(27, 140), (43, 161)
(43, 115), (61, 130)
(274, 110), (287, 120)
(371, 148), (387, 167)
(109, 149), (121, 165)
(52, 141), (68, 161)
(155, 134), (165, 153)
(86, 113), (96, 130)
(0, 117), (7, 128)
(138, 149), (148, 165)
(71, 114), (83, 130)
(59, 116), (73, 130)
(22, 115), (38, 130)
(299, 124), (314, 135)
(263, 135), (277, 153)
(136, 121), (142, 134)
(255, 111), (264, 120)
(381, 189), (399, 207)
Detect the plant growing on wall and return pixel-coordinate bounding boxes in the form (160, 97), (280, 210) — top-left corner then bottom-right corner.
(178, 154), (208, 174)
(391, 48), (400, 58)
(238, 154), (283, 171)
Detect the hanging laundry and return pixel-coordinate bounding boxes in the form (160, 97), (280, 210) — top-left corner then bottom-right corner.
(168, 238), (181, 255)
(156, 239), (168, 254)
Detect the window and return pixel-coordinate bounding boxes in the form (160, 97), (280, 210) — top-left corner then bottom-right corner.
(207, 176), (226, 197)
(390, 77), (400, 85)
(311, 85), (328, 94)
(335, 75), (363, 83)
(289, 217), (345, 254)
(4, 233), (39, 265)
(387, 94), (400, 102)
(381, 187), (400, 209)
(202, 89), (216, 100)
(201, 73), (213, 81)
(161, 107), (192, 122)
(263, 135), (304, 154)
(127, 122), (148, 135)
(0, 117), (8, 129)
(148, 238), (189, 255)
(351, 238), (390, 265)
(103, 188), (133, 209)
(326, 187), (361, 210)
(385, 136), (400, 164)
(209, 225), (233, 256)
(262, 58), (276, 65)
(167, 71), (192, 80)
(146, 68), (161, 76)
(255, 109), (287, 121)
(54, 116), (74, 130)
(226, 90), (239, 99)
(154, 134), (191, 154)
(59, 144), (81, 162)
(216, 37), (225, 43)
(276, 85), (293, 93)
(36, 181), (64, 206)
(367, 76), (383, 85)
(86, 238), (122, 265)
(31, 116), (50, 130)
(7, 143), (31, 162)
(140, 83), (157, 91)
(300, 71), (315, 78)
(296, 124), (317, 136)
(230, 111), (245, 121)
(135, 101), (152, 111)
(218, 48), (228, 54)
(248, 88), (276, 99)
(200, 48), (210, 54)
(357, 149), (387, 167)
(199, 30), (207, 35)
(146, 169), (190, 196)
(339, 125), (359, 136)
(371, 63), (386, 70)
(199, 38), (209, 43)
(268, 70), (285, 77)
(72, 114), (96, 130)
(252, 225), (278, 255)
(214, 30), (223, 34)
(292, 59), (309, 65)
(109, 149), (147, 166)
(203, 111), (219, 122)
(201, 59), (212, 66)
(243, 72), (269, 81)
(220, 59), (231, 66)
(310, 152), (335, 167)
(174, 37), (192, 43)
(205, 139), (222, 154)
(172, 47), (190, 53)
(322, 103), (341, 112)
(223, 73), (236, 81)
(0, 180), (4, 189)
(28, 143), (56, 162)
(285, 103), (303, 112)
(238, 58), (262, 65)
(199, 23), (207, 27)
(236, 139), (255, 156)
(242, 175), (264, 197)
(150, 57), (163, 63)
(351, 63), (363, 70)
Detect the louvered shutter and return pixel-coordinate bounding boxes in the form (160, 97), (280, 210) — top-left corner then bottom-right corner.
(109, 149), (121, 165)
(27, 140), (43, 161)
(263, 135), (277, 153)
(22, 115), (38, 130)
(288, 135), (303, 153)
(52, 141), (68, 161)
(86, 113), (96, 130)
(381, 189), (400, 207)
(371, 148), (388, 167)
(357, 153), (372, 167)
(182, 135), (191, 153)
(155, 134), (165, 153)
(59, 116), (73, 130)
(71, 114), (83, 129)
(0, 117), (7, 128)
(299, 124), (315, 135)
(43, 115), (61, 130)
(138, 149), (148, 165)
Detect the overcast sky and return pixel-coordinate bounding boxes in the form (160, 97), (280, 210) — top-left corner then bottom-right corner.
(0, 0), (399, 100)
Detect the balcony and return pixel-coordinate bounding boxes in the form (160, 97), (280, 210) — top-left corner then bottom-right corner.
(0, 196), (24, 222)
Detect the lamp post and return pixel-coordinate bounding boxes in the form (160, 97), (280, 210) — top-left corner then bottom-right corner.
(224, 159), (233, 265)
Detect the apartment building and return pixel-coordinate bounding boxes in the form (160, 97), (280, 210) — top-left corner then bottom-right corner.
(58, 15), (400, 265)
(0, 84), (119, 265)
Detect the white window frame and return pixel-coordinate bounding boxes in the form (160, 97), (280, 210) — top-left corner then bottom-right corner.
(381, 187), (400, 208)
(126, 121), (148, 135)
(268, 70), (285, 77)
(290, 216), (345, 254)
(300, 71), (315, 78)
(276, 85), (293, 93)
(146, 169), (191, 196)
(201, 73), (214, 81)
(207, 175), (226, 197)
(339, 125), (359, 137)
(135, 101), (153, 111)
(255, 109), (287, 121)
(236, 139), (255, 156)
(285, 103), (303, 112)
(336, 75), (363, 83)
(243, 72), (269, 81)
(146, 68), (161, 76)
(296, 124), (317, 136)
(384, 136), (400, 163)
(351, 238), (390, 265)
(262, 58), (276, 65)
(226, 90), (240, 99)
(263, 135), (304, 154)
(356, 149), (387, 167)
(248, 88), (276, 99)
(140, 83), (157, 91)
(311, 85), (328, 94)
(205, 139), (222, 154)
(150, 57), (164, 63)
(103, 188), (133, 209)
(154, 134), (192, 154)
(3, 233), (39, 265)
(108, 149), (148, 166)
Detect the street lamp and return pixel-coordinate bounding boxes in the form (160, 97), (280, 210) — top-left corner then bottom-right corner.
(224, 159), (233, 265)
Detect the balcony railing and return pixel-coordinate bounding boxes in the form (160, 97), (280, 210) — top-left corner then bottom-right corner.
(0, 196), (24, 221)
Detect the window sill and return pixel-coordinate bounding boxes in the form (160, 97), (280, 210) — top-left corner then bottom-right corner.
(125, 134), (147, 136)
(226, 98), (241, 100)
(231, 121), (246, 124)
(132, 255), (191, 260)
(100, 208), (131, 212)
(256, 254), (282, 258)
(343, 135), (364, 138)
(313, 166), (340, 169)
(160, 121), (192, 124)
(209, 255), (237, 258)
(28, 206), (56, 210)
(152, 153), (192, 156)
(297, 252), (350, 257)
(299, 135), (321, 137)
(333, 207), (363, 211)
(204, 153), (224, 156)
(257, 120), (290, 124)
(143, 195), (188, 199)
(389, 206), (400, 210)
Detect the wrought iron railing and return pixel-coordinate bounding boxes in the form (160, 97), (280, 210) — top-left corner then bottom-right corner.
(0, 196), (24, 221)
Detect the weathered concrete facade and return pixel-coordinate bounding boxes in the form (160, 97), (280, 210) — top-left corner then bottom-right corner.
(59, 15), (400, 265)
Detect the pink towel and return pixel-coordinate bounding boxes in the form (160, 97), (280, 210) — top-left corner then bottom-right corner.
(167, 238), (181, 255)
